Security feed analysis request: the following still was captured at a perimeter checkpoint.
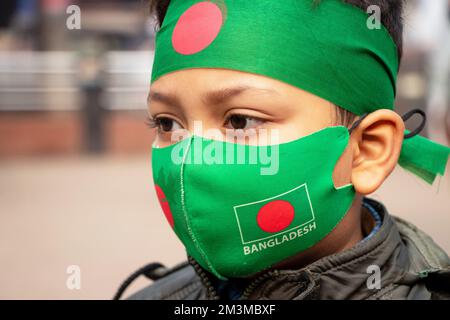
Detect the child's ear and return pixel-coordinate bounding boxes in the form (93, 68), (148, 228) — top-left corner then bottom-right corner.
(350, 109), (405, 195)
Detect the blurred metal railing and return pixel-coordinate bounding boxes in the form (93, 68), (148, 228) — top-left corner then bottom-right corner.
(0, 51), (153, 111)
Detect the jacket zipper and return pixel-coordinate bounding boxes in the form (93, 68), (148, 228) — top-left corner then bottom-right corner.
(188, 256), (220, 300)
(188, 256), (279, 300)
(239, 269), (279, 300)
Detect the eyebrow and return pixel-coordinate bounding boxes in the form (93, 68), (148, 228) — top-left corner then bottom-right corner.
(148, 85), (278, 109)
(148, 91), (183, 110)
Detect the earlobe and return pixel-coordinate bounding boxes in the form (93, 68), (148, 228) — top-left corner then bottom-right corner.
(351, 110), (405, 195)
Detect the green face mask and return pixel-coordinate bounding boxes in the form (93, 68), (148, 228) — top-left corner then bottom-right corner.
(152, 126), (355, 279)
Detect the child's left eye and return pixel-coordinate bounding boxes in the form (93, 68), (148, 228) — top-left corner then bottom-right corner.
(224, 114), (265, 130)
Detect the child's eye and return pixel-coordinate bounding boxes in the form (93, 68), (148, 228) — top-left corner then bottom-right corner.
(224, 114), (265, 130)
(147, 116), (183, 133)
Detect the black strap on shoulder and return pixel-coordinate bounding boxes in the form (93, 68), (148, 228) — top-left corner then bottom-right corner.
(113, 261), (190, 300)
(113, 262), (166, 300)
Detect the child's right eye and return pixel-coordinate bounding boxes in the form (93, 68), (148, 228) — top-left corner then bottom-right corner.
(147, 116), (183, 133)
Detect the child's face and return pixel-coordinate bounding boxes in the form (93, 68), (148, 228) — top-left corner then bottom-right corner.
(148, 68), (354, 187)
(148, 68), (407, 274)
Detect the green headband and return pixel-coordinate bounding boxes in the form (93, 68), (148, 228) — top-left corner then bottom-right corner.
(151, 0), (449, 184)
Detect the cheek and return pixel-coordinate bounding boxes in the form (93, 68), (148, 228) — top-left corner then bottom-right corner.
(332, 144), (353, 188)
(270, 114), (334, 144)
(271, 102), (335, 144)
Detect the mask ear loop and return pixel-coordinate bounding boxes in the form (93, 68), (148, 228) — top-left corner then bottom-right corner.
(347, 109), (427, 139)
(348, 113), (369, 134)
(402, 108), (426, 139)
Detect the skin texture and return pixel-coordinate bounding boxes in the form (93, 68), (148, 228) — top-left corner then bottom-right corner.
(148, 68), (405, 272)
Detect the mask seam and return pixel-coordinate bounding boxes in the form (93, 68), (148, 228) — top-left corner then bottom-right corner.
(180, 136), (221, 278)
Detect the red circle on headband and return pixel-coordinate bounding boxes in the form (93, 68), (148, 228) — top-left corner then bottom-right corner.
(172, 2), (223, 55)
(257, 200), (295, 233)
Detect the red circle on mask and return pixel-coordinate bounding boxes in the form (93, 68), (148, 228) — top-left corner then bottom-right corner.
(172, 2), (223, 55)
(257, 200), (295, 233)
(155, 185), (174, 228)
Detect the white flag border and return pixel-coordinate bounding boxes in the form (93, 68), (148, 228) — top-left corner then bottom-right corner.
(233, 183), (316, 245)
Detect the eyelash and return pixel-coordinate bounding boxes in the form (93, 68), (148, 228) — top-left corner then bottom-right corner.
(223, 113), (263, 127)
(145, 116), (158, 129)
(146, 114), (266, 130)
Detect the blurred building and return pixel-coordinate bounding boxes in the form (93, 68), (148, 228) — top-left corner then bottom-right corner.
(0, 0), (155, 157)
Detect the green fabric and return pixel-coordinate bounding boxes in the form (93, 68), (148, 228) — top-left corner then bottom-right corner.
(152, 126), (355, 279)
(399, 131), (450, 184)
(151, 0), (449, 184)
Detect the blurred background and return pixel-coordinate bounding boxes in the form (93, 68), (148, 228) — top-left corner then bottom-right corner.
(0, 0), (449, 299)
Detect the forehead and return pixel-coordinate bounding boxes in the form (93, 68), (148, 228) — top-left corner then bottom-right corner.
(148, 68), (334, 114)
(151, 68), (303, 97)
